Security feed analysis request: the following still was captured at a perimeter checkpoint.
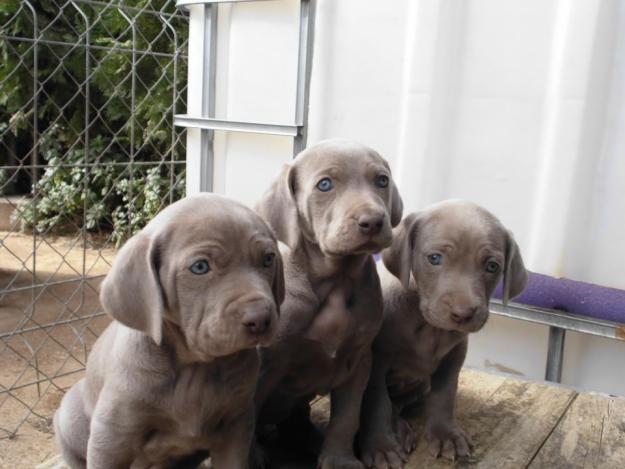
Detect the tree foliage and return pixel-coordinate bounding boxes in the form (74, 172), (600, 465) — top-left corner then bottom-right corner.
(0, 0), (187, 244)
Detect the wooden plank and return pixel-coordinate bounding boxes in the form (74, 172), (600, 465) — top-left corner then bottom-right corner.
(597, 397), (625, 468)
(404, 374), (577, 468)
(530, 393), (625, 468)
(454, 368), (509, 416)
(310, 395), (331, 428)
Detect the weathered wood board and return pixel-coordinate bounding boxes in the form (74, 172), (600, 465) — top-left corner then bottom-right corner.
(38, 369), (625, 469)
(530, 392), (625, 468)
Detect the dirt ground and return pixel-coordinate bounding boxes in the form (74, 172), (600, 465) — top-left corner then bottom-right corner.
(0, 231), (116, 468)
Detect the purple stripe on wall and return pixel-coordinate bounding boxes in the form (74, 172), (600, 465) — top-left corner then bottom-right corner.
(494, 272), (625, 324)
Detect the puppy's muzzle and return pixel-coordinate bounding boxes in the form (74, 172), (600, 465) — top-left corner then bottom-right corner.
(357, 210), (385, 236)
(240, 301), (274, 336)
(450, 305), (478, 324)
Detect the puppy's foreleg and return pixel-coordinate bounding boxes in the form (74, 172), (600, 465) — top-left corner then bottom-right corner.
(211, 408), (255, 469)
(318, 352), (371, 469)
(424, 339), (473, 461)
(358, 356), (406, 468)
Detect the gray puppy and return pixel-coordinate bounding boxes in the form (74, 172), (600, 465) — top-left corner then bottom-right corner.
(359, 200), (527, 468)
(254, 140), (403, 468)
(54, 194), (285, 469)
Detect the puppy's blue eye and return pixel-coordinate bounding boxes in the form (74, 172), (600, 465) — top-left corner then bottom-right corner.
(427, 253), (442, 266)
(375, 175), (389, 188)
(316, 178), (333, 192)
(262, 252), (275, 268)
(486, 261), (500, 273)
(190, 260), (210, 275)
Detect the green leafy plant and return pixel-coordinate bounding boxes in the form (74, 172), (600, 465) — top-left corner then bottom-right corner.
(1, 0), (187, 245)
(13, 132), (185, 245)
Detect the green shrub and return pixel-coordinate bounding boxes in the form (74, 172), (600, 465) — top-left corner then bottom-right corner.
(14, 133), (185, 245)
(0, 0), (187, 244)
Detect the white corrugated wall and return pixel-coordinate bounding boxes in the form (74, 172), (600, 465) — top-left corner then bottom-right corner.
(185, 0), (625, 395)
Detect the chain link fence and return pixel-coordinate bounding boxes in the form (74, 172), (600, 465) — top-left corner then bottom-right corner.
(0, 0), (188, 439)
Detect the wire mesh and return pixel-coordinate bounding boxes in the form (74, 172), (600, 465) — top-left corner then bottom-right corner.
(0, 0), (188, 439)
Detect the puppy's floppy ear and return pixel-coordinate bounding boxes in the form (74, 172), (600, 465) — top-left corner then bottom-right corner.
(389, 178), (404, 227)
(380, 159), (403, 227)
(100, 233), (164, 344)
(272, 248), (286, 313)
(383, 213), (419, 290)
(503, 230), (528, 306)
(255, 164), (300, 249)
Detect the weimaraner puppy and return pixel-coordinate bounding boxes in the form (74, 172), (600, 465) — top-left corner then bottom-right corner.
(254, 139), (403, 468)
(54, 194), (285, 469)
(359, 200), (527, 467)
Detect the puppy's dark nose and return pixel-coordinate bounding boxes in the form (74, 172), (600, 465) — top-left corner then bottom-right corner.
(450, 306), (478, 324)
(358, 212), (385, 236)
(241, 304), (272, 335)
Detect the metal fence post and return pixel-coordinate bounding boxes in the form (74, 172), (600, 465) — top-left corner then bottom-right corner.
(293, 0), (316, 157)
(545, 326), (566, 383)
(185, 3), (217, 194)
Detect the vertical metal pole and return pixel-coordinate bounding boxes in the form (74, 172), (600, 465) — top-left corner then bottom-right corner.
(23, 0), (40, 402)
(160, 13), (179, 203)
(293, 0), (316, 157)
(545, 326), (566, 383)
(119, 9), (136, 234)
(199, 3), (218, 192)
(72, 1), (90, 364)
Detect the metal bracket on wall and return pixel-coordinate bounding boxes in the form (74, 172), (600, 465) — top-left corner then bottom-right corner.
(490, 300), (625, 383)
(174, 0), (316, 192)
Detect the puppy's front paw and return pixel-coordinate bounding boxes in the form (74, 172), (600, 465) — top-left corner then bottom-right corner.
(318, 453), (365, 469)
(425, 420), (474, 461)
(360, 430), (406, 468)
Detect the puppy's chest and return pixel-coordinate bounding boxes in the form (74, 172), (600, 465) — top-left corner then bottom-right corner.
(143, 361), (256, 455)
(286, 292), (378, 394)
(172, 365), (251, 424)
(304, 279), (380, 356)
(284, 338), (368, 396)
(395, 324), (462, 378)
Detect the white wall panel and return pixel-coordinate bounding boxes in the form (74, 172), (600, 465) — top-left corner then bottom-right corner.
(185, 0), (625, 395)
